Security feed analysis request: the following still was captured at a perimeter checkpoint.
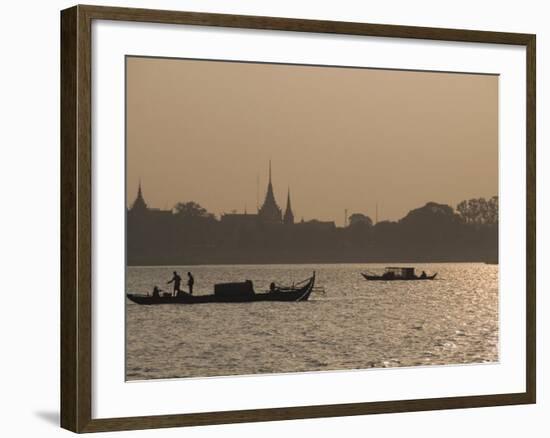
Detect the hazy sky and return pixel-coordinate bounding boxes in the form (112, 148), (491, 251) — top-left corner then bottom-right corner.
(126, 56), (498, 225)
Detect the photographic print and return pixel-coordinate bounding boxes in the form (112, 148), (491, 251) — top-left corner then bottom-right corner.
(125, 56), (499, 381)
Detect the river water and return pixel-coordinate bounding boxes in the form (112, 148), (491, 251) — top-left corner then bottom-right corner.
(126, 263), (498, 380)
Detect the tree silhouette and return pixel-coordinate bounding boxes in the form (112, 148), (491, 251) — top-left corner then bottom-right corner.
(457, 196), (498, 225)
(127, 196), (498, 265)
(348, 213), (373, 228)
(173, 201), (215, 220)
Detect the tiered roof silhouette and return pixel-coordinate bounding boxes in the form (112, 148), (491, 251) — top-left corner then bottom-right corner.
(130, 161), (296, 226)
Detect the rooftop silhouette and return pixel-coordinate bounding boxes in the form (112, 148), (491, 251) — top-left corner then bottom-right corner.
(127, 163), (498, 266)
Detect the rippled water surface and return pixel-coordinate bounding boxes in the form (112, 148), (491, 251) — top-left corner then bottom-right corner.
(126, 263), (498, 380)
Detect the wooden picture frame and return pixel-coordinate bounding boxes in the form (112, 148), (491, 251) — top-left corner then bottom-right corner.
(61, 4), (536, 433)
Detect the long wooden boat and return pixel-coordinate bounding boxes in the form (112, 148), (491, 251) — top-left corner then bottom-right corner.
(361, 267), (437, 281)
(127, 272), (316, 305)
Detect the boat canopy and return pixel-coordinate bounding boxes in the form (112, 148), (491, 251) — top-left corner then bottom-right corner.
(214, 280), (255, 298)
(384, 267), (416, 278)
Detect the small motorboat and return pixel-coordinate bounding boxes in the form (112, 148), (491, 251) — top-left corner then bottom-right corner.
(361, 267), (437, 281)
(127, 272), (316, 305)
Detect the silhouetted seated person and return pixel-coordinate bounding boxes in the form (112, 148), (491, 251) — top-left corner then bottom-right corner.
(152, 286), (161, 298)
(167, 271), (182, 296)
(269, 282), (276, 292)
(187, 272), (195, 295)
(420, 271), (427, 279)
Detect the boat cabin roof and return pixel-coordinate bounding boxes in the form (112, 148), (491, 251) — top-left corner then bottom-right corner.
(385, 267), (415, 272)
(384, 267), (416, 277)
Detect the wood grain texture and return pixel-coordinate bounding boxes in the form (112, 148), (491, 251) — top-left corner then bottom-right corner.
(81, 393), (534, 433)
(525, 34), (536, 404)
(60, 5), (78, 432)
(79, 4), (534, 45)
(60, 4), (536, 433)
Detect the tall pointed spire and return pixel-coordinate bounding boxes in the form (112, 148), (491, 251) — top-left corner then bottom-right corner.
(264, 161), (276, 204)
(265, 160), (274, 197)
(131, 178), (148, 212)
(284, 187), (294, 225)
(258, 160), (282, 224)
(137, 178), (143, 200)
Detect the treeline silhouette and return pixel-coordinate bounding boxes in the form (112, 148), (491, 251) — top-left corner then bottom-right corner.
(127, 196), (498, 265)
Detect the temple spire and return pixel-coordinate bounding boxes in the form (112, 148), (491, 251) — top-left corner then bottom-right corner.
(284, 187), (294, 225)
(258, 160), (282, 224)
(137, 178), (143, 200)
(131, 179), (148, 212)
(264, 161), (276, 202)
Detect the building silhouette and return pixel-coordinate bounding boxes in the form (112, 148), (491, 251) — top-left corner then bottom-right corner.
(126, 164), (498, 265)
(257, 161), (283, 225)
(127, 180), (172, 221)
(221, 161), (299, 227)
(126, 180), (176, 265)
(284, 188), (294, 225)
(131, 180), (147, 213)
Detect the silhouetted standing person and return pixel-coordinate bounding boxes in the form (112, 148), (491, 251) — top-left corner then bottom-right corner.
(187, 272), (195, 295)
(167, 271), (182, 296)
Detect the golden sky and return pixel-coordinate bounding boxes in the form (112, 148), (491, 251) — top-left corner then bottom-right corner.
(126, 56), (498, 224)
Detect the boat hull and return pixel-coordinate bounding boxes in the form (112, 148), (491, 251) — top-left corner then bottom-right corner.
(127, 275), (315, 305)
(361, 273), (437, 281)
